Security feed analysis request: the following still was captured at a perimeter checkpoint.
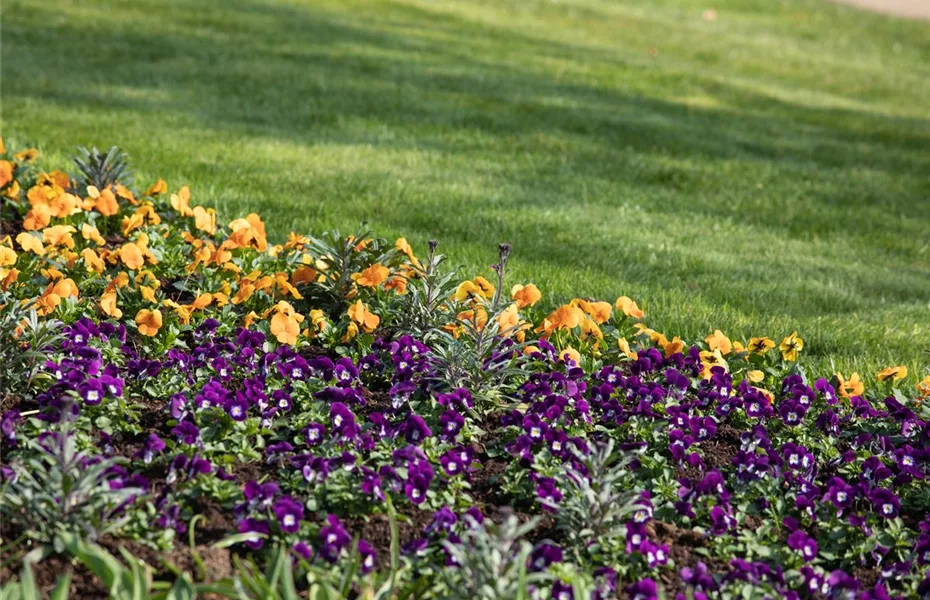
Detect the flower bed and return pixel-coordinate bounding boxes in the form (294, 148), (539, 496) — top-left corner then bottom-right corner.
(1, 143), (929, 599)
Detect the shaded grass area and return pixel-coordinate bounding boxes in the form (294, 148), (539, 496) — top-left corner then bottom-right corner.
(3, 0), (929, 380)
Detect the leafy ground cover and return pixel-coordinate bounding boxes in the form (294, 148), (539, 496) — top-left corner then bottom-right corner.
(1, 145), (929, 598)
(3, 0), (930, 379)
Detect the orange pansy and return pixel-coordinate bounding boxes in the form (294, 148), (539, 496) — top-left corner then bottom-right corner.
(135, 309), (163, 336)
(347, 300), (380, 333)
(15, 232), (45, 255)
(615, 296), (644, 319)
(511, 283), (542, 309)
(118, 242), (145, 270)
(352, 263), (389, 288)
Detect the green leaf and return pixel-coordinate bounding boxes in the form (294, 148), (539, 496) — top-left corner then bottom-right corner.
(211, 532), (267, 549)
(49, 570), (73, 600)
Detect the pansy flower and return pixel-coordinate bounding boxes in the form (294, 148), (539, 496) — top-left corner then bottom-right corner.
(237, 518), (269, 550)
(787, 530), (818, 562)
(319, 514), (351, 562)
(528, 543), (562, 572)
(273, 496), (304, 533)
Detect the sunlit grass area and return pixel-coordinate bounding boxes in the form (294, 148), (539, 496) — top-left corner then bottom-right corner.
(3, 0), (929, 379)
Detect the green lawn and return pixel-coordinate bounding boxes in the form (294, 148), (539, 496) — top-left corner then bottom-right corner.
(3, 0), (929, 381)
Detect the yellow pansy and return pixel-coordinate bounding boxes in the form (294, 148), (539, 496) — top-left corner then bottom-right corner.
(779, 332), (804, 362)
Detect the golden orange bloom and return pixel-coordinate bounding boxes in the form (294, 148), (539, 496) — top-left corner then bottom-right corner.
(115, 183), (136, 204)
(226, 213), (268, 252)
(699, 349), (728, 379)
(100, 290), (122, 319)
(454, 276), (495, 303)
(571, 299), (612, 324)
(917, 376), (930, 399)
(192, 293), (214, 310)
(0, 246), (16, 267)
(89, 186), (120, 217)
(457, 308), (489, 330)
(385, 276), (407, 294)
(347, 300), (380, 332)
(0, 160), (13, 188)
(171, 186), (194, 216)
(747, 337), (775, 355)
(836, 372), (864, 398)
(139, 286), (158, 303)
(193, 206), (216, 234)
(536, 304), (585, 336)
(2, 180), (20, 199)
(118, 242), (145, 270)
(343, 322), (359, 342)
(162, 299), (192, 325)
(617, 337), (637, 360)
(497, 303), (521, 334)
(779, 332), (804, 362)
(352, 263), (390, 288)
(876, 365), (907, 383)
(395, 238), (421, 269)
(662, 335), (685, 358)
(145, 179), (168, 197)
(269, 301), (304, 345)
(309, 309), (329, 333)
(232, 282), (255, 305)
(14, 149), (38, 162)
(511, 283), (542, 309)
(81, 249), (105, 274)
(135, 309), (163, 336)
(243, 311), (260, 329)
(16, 232), (45, 255)
(615, 296), (644, 319)
(42, 225), (77, 249)
(705, 329), (732, 355)
(81, 223), (106, 246)
(1, 268), (19, 290)
(34, 278), (78, 316)
(23, 204), (52, 230)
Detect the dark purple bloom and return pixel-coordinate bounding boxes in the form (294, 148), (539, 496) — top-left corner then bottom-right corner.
(171, 421), (200, 445)
(427, 507), (457, 534)
(156, 504), (187, 534)
(404, 414), (432, 444)
(225, 394), (249, 421)
(358, 539), (376, 573)
(319, 514), (351, 562)
(551, 581), (573, 600)
(273, 496), (304, 533)
(304, 422), (326, 446)
(79, 378), (105, 406)
(627, 578), (658, 600)
(528, 542), (562, 572)
(292, 541), (313, 561)
(870, 488), (900, 519)
(438, 409), (465, 441)
(238, 518), (269, 550)
(787, 530), (818, 562)
(135, 433), (165, 464)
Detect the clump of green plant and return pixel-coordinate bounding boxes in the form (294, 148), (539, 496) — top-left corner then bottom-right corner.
(438, 514), (548, 600)
(0, 294), (65, 401)
(539, 439), (642, 560)
(0, 407), (141, 549)
(427, 244), (528, 403)
(392, 239), (460, 338)
(72, 145), (134, 191)
(303, 225), (397, 314)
